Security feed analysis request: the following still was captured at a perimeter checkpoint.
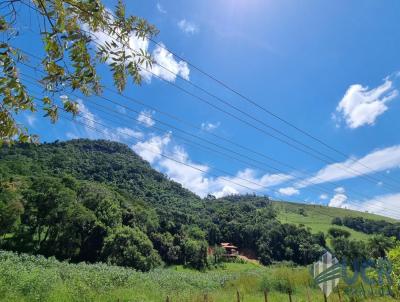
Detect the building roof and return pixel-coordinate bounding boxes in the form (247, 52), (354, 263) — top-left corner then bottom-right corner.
(220, 242), (238, 249)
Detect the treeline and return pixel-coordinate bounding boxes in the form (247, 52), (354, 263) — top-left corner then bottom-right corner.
(330, 232), (396, 263)
(0, 140), (327, 270)
(0, 175), (210, 271)
(332, 216), (400, 240)
(0, 140), (212, 271)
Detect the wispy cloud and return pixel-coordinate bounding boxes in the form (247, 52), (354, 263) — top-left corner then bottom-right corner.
(77, 99), (96, 130)
(201, 121), (220, 132)
(26, 114), (36, 127)
(177, 19), (199, 35)
(156, 3), (167, 14)
(210, 170), (293, 199)
(137, 110), (155, 127)
(115, 127), (143, 140)
(68, 99), (143, 143)
(295, 145), (400, 189)
(319, 194), (328, 200)
(333, 74), (399, 129)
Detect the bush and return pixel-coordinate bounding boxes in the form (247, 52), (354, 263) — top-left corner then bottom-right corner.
(328, 227), (351, 238)
(332, 217), (343, 226)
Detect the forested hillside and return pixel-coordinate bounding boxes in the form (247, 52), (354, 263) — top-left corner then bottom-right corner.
(0, 140), (396, 271)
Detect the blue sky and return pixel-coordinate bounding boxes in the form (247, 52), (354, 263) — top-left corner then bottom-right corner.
(10, 0), (400, 218)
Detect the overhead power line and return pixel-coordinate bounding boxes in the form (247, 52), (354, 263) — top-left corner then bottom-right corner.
(146, 37), (400, 190)
(19, 65), (395, 207)
(18, 0), (400, 193)
(50, 100), (400, 220)
(21, 69), (400, 219)
(25, 90), (399, 220)
(12, 43), (400, 219)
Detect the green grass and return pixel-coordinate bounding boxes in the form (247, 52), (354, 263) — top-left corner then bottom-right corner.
(0, 250), (397, 302)
(274, 201), (395, 241)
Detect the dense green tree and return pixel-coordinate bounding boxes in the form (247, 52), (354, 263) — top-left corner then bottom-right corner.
(151, 232), (181, 264)
(328, 227), (351, 239)
(331, 217), (343, 226)
(78, 182), (123, 229)
(15, 177), (77, 254)
(182, 238), (208, 270)
(331, 237), (368, 263)
(212, 245), (225, 265)
(388, 245), (400, 290)
(0, 182), (24, 236)
(102, 226), (162, 271)
(367, 235), (396, 258)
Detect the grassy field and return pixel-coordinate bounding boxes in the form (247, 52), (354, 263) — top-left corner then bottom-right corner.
(274, 201), (395, 241)
(0, 250), (397, 302)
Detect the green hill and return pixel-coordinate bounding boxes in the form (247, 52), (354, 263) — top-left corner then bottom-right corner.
(0, 139), (397, 271)
(273, 201), (395, 242)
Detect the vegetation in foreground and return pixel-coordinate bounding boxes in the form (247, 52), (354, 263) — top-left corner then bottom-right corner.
(1, 250), (399, 302)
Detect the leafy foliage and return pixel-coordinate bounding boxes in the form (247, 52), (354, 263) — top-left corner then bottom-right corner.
(331, 234), (395, 262)
(389, 245), (400, 294)
(101, 226), (162, 271)
(0, 0), (158, 144)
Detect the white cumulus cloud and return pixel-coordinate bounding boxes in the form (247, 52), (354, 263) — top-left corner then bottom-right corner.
(212, 186), (239, 199)
(142, 44), (190, 82)
(132, 133), (171, 164)
(279, 187), (300, 196)
(133, 135), (294, 198)
(158, 146), (211, 196)
(329, 192), (348, 208)
(334, 76), (398, 129)
(210, 169), (293, 199)
(329, 187), (348, 208)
